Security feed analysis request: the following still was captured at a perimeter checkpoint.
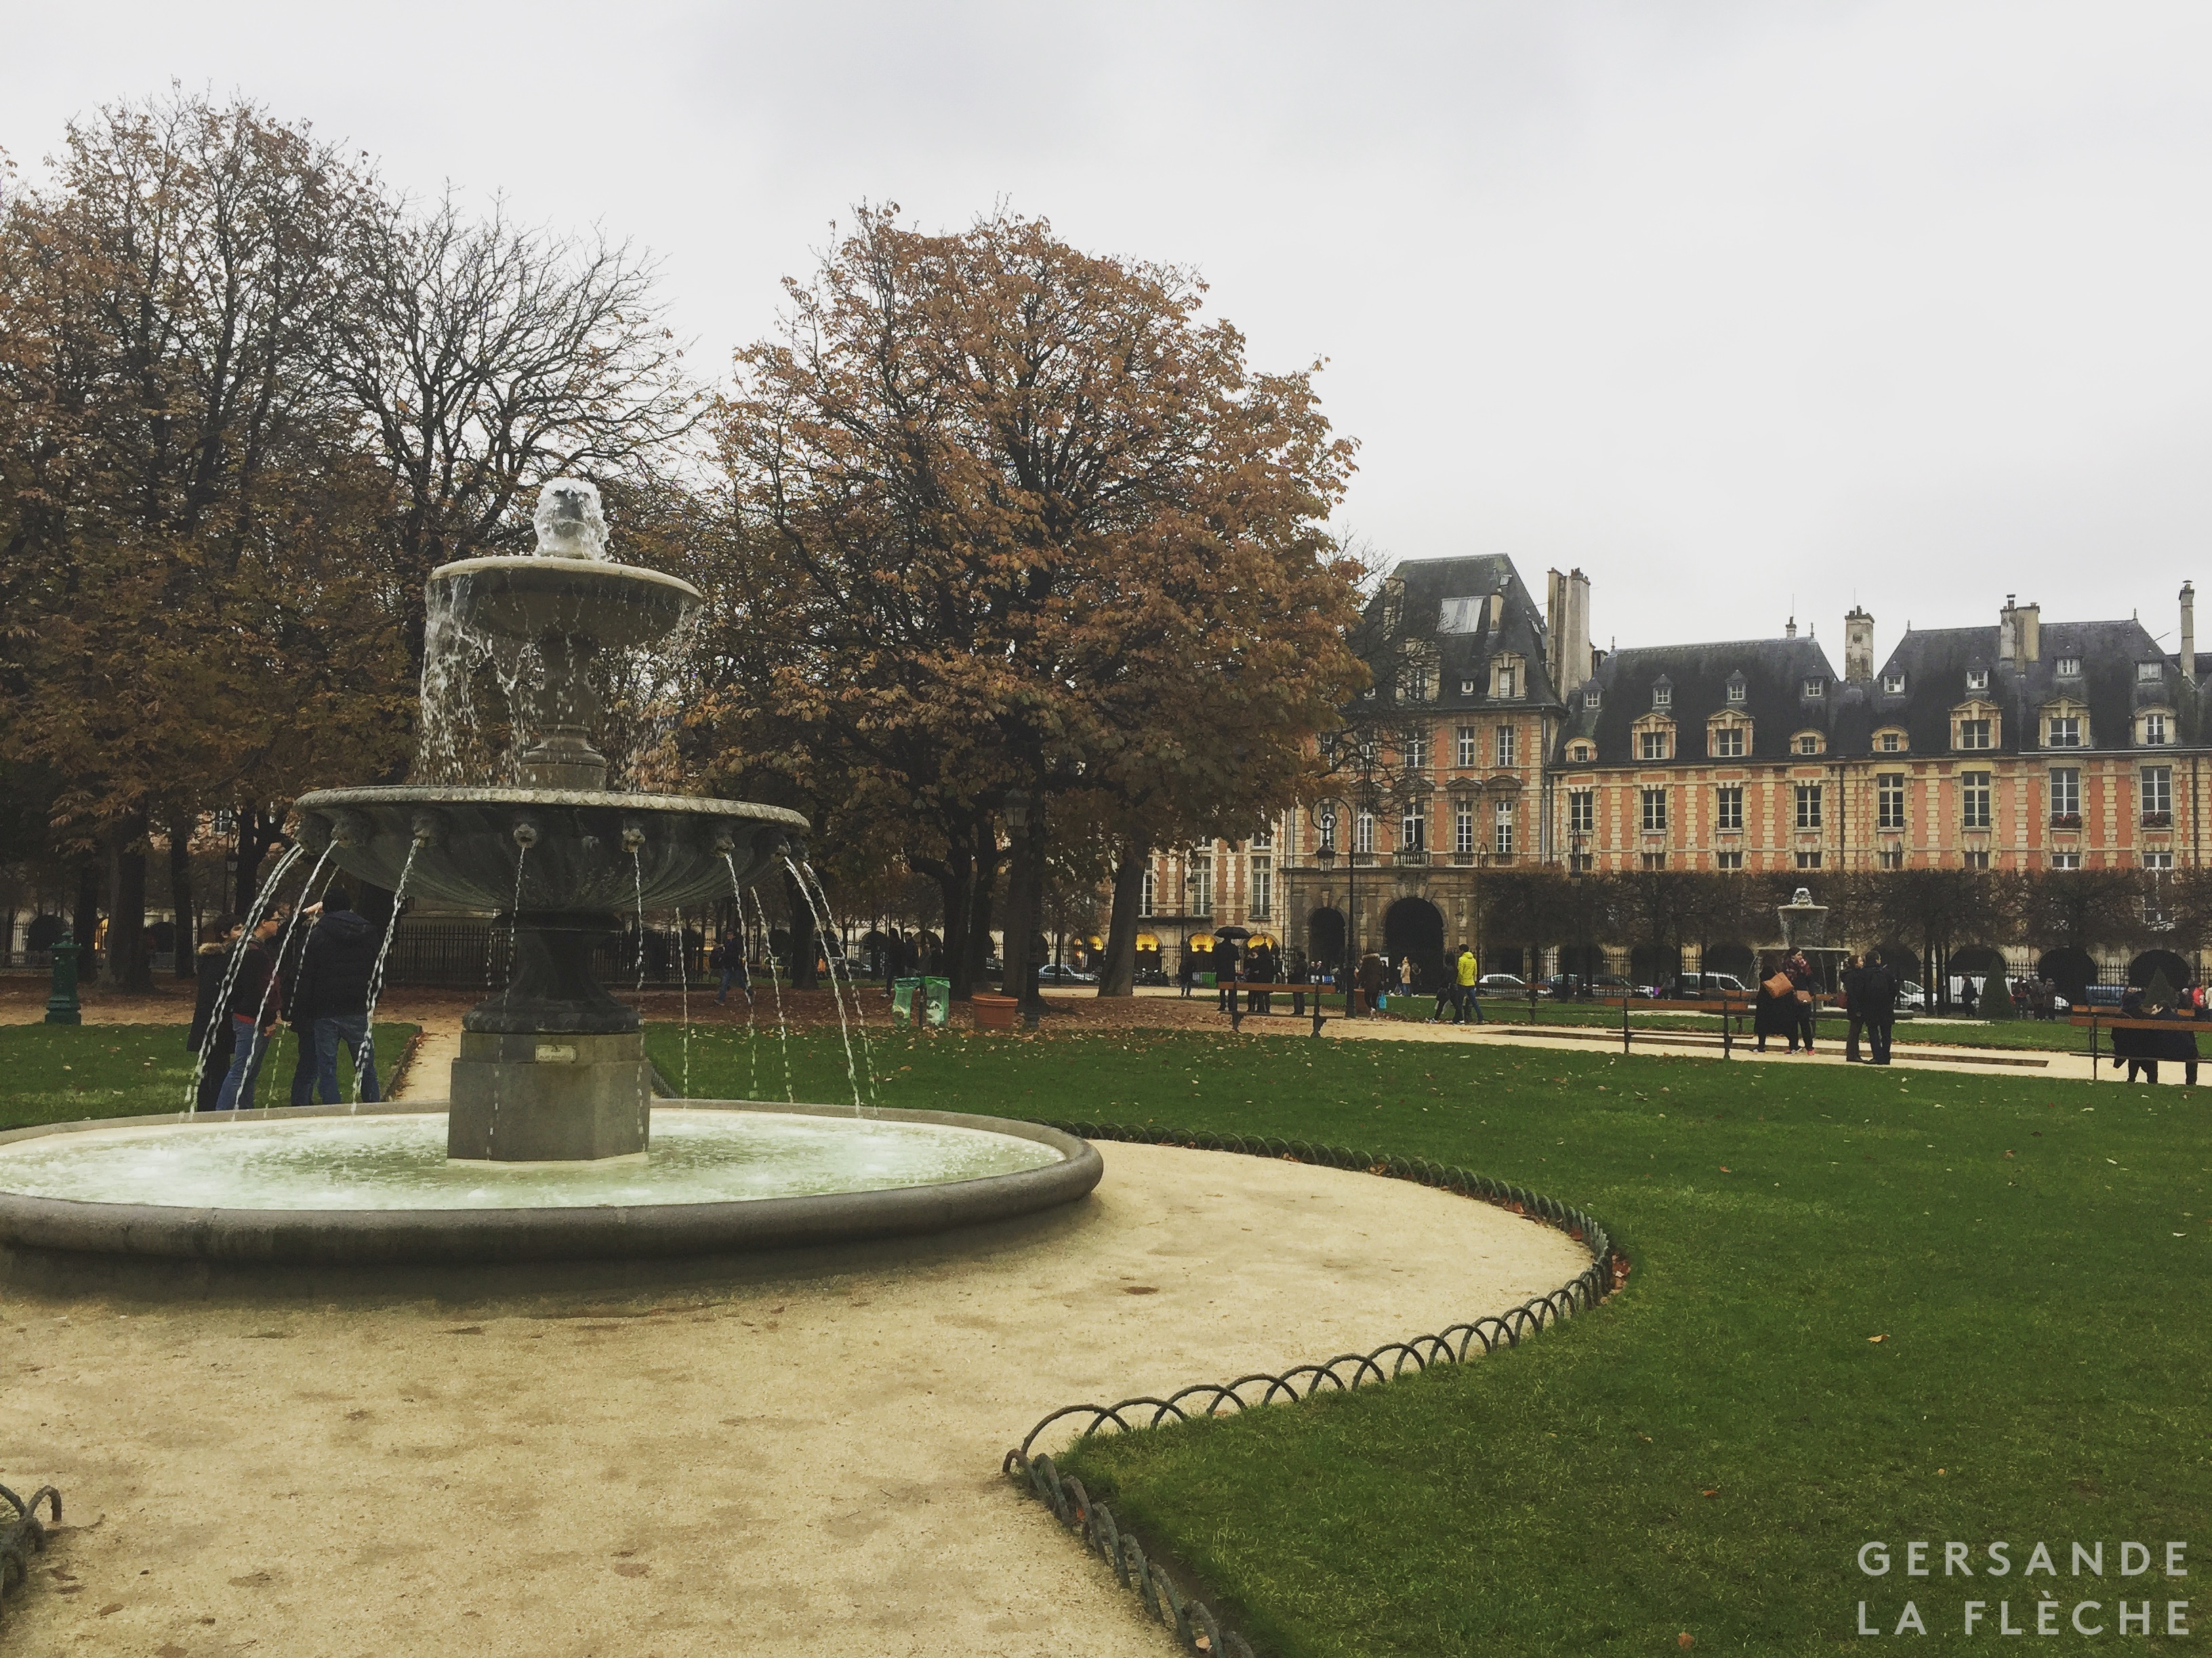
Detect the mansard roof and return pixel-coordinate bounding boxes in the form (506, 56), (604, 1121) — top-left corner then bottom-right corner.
(1353, 554), (1561, 712)
(1872, 618), (2180, 754)
(1555, 635), (1846, 765)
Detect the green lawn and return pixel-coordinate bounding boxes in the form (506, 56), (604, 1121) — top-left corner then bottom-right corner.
(0, 1022), (421, 1128)
(649, 1022), (2210, 1655)
(1387, 996), (2117, 1055)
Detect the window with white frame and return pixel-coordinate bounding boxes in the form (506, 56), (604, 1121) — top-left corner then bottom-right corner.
(1495, 725), (1517, 767)
(2050, 851), (2082, 870)
(1883, 672), (1906, 694)
(2144, 712), (2171, 746)
(2143, 765), (2173, 821)
(1454, 798), (1475, 854)
(1727, 675), (1747, 704)
(1652, 681), (1673, 708)
(1795, 784), (1823, 830)
(1641, 788), (1668, 832)
(1460, 679), (1476, 695)
(1639, 727), (1670, 761)
(1252, 820), (1274, 850)
(1249, 857), (1272, 920)
(1877, 773), (1906, 831)
(1715, 785), (1744, 832)
(2049, 767), (2081, 821)
(1495, 663), (1519, 699)
(1187, 853), (1212, 916)
(1803, 677), (1825, 697)
(2138, 661), (2164, 683)
(1796, 849), (1823, 869)
(1141, 869), (1156, 914)
(1878, 729), (1904, 752)
(1963, 850), (1990, 869)
(1570, 790), (1594, 834)
(1715, 850), (1744, 870)
(1641, 851), (1667, 870)
(1962, 771), (1992, 830)
(1355, 810), (1375, 854)
(2146, 850), (2174, 871)
(1494, 799), (1515, 856)
(2056, 657), (2081, 677)
(1958, 717), (1992, 750)
(1797, 733), (1821, 755)
(1879, 849), (1904, 869)
(1400, 801), (1425, 850)
(1584, 687), (1602, 709)
(1967, 668), (1989, 691)
(1711, 724), (1745, 758)
(1402, 725), (1429, 769)
(1456, 725), (1478, 767)
(2047, 714), (2083, 748)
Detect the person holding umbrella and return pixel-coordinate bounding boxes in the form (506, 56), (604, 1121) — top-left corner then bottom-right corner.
(1214, 926), (1251, 1011)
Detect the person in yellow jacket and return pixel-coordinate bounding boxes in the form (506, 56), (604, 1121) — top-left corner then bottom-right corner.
(1454, 945), (1483, 1024)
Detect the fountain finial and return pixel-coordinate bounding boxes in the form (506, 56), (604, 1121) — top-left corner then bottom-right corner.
(533, 477), (610, 561)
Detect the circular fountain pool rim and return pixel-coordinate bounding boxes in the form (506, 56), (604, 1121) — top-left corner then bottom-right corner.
(0, 1102), (1101, 1268)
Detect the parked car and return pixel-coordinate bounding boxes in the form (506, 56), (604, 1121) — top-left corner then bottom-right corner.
(1133, 966), (1170, 987)
(1544, 973), (1633, 999)
(1895, 979), (1927, 1013)
(1036, 963), (1097, 985)
(1473, 973), (1529, 996)
(1672, 971), (1752, 999)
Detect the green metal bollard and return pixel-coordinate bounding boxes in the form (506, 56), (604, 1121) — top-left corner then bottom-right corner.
(44, 933), (82, 1025)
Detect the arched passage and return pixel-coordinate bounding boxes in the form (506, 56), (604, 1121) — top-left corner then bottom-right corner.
(2036, 946), (2095, 1004)
(2129, 949), (2192, 992)
(1705, 942), (1756, 981)
(1630, 942), (1681, 989)
(1307, 906), (1347, 971)
(1382, 897), (1445, 991)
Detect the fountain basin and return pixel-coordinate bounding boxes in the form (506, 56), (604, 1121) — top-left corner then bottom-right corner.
(432, 554), (701, 651)
(0, 1104), (1101, 1270)
(292, 786), (806, 914)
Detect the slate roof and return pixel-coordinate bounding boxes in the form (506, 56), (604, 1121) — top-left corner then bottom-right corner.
(1870, 620), (2183, 754)
(1351, 554), (1563, 713)
(1554, 636), (1846, 765)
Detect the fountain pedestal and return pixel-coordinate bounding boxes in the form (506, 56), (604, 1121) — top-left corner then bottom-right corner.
(448, 1031), (652, 1161)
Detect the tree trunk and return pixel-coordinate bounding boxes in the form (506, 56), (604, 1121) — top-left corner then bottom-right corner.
(102, 811), (154, 992)
(1096, 841), (1147, 996)
(167, 810), (196, 977)
(1000, 829), (1038, 1010)
(73, 855), (102, 965)
(919, 849), (972, 999)
(783, 866), (819, 990)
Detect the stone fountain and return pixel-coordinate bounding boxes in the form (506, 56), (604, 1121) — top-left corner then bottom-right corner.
(0, 481), (1100, 1282)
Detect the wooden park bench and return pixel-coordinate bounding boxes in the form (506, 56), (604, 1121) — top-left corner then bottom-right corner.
(2067, 1009), (2209, 1079)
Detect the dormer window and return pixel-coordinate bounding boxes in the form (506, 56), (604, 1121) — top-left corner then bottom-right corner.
(1652, 681), (1673, 709)
(1497, 665), (1517, 698)
(1459, 679), (1475, 695)
(1803, 677), (1825, 698)
(1569, 741), (1593, 763)
(1438, 597), (1481, 634)
(2143, 712), (2171, 746)
(1877, 729), (1906, 753)
(1967, 668), (1989, 691)
(1797, 733), (1822, 755)
(2138, 662), (2165, 683)
(1584, 687), (1602, 710)
(2047, 714), (2083, 748)
(2055, 657), (2081, 678)
(1726, 674), (1747, 704)
(1883, 672), (1906, 694)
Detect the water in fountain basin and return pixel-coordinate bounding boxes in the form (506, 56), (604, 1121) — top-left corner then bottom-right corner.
(785, 857), (861, 1113)
(185, 843), (308, 1114)
(0, 1112), (1059, 1211)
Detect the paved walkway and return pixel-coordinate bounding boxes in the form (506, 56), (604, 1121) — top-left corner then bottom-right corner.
(2, 1141), (1587, 1657)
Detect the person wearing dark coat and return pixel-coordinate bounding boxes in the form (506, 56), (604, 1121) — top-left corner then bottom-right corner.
(1753, 959), (1791, 1053)
(289, 887), (382, 1104)
(1786, 952), (1818, 1052)
(213, 905), (287, 1110)
(1841, 954), (1868, 1062)
(2148, 990), (2200, 1086)
(2114, 988), (2157, 1084)
(187, 913), (243, 1112)
(1356, 952), (1387, 1015)
(1860, 950), (1899, 1065)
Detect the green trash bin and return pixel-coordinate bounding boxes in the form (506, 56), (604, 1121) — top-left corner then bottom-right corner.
(919, 976), (951, 1028)
(891, 977), (921, 1026)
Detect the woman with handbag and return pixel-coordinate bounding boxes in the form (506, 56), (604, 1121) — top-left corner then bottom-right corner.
(1786, 952), (1818, 1053)
(1754, 957), (1795, 1053)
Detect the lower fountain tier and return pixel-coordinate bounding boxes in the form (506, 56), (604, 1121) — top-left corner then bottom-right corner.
(449, 1030), (651, 1161)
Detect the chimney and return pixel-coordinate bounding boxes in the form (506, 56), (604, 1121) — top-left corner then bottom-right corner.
(1546, 567), (1593, 698)
(1785, 615), (1797, 638)
(2184, 582), (2197, 684)
(2018, 601), (2039, 664)
(1488, 590), (1504, 630)
(1999, 595), (2018, 664)
(1843, 606), (1875, 683)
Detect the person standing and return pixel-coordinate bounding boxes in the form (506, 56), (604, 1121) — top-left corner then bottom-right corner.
(1786, 952), (1818, 1053)
(291, 887), (382, 1104)
(1860, 948), (1899, 1065)
(213, 905), (287, 1111)
(1841, 952), (1868, 1062)
(711, 932), (751, 1007)
(187, 913), (243, 1113)
(1456, 946), (1485, 1024)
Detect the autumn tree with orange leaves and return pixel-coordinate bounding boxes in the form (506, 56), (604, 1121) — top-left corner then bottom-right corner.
(701, 207), (1366, 1000)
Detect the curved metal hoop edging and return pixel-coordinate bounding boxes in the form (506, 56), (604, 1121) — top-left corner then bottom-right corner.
(0, 1481), (62, 1627)
(1001, 1123), (1629, 1658)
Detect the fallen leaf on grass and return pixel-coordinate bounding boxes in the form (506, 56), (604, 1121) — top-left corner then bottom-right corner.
(98, 1602), (123, 1615)
(1700, 1488), (1719, 1498)
(1868, 1334), (1888, 1343)
(1679, 1633), (1696, 1649)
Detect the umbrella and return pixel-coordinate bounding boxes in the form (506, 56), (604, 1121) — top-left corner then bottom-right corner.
(1212, 925), (1252, 942)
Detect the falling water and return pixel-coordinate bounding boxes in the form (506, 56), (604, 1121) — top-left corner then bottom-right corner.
(673, 905), (692, 1100)
(630, 845), (649, 1141)
(354, 834), (423, 1108)
(185, 843), (307, 1114)
(724, 853), (760, 1103)
(785, 857), (861, 1113)
(800, 859), (878, 1108)
(743, 884), (795, 1104)
(224, 846), (336, 1123)
(487, 845), (529, 1159)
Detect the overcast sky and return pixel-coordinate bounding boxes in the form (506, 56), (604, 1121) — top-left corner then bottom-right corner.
(8, 1), (2209, 667)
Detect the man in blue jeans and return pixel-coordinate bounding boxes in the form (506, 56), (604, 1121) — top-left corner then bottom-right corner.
(289, 886), (382, 1103)
(213, 905), (287, 1110)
